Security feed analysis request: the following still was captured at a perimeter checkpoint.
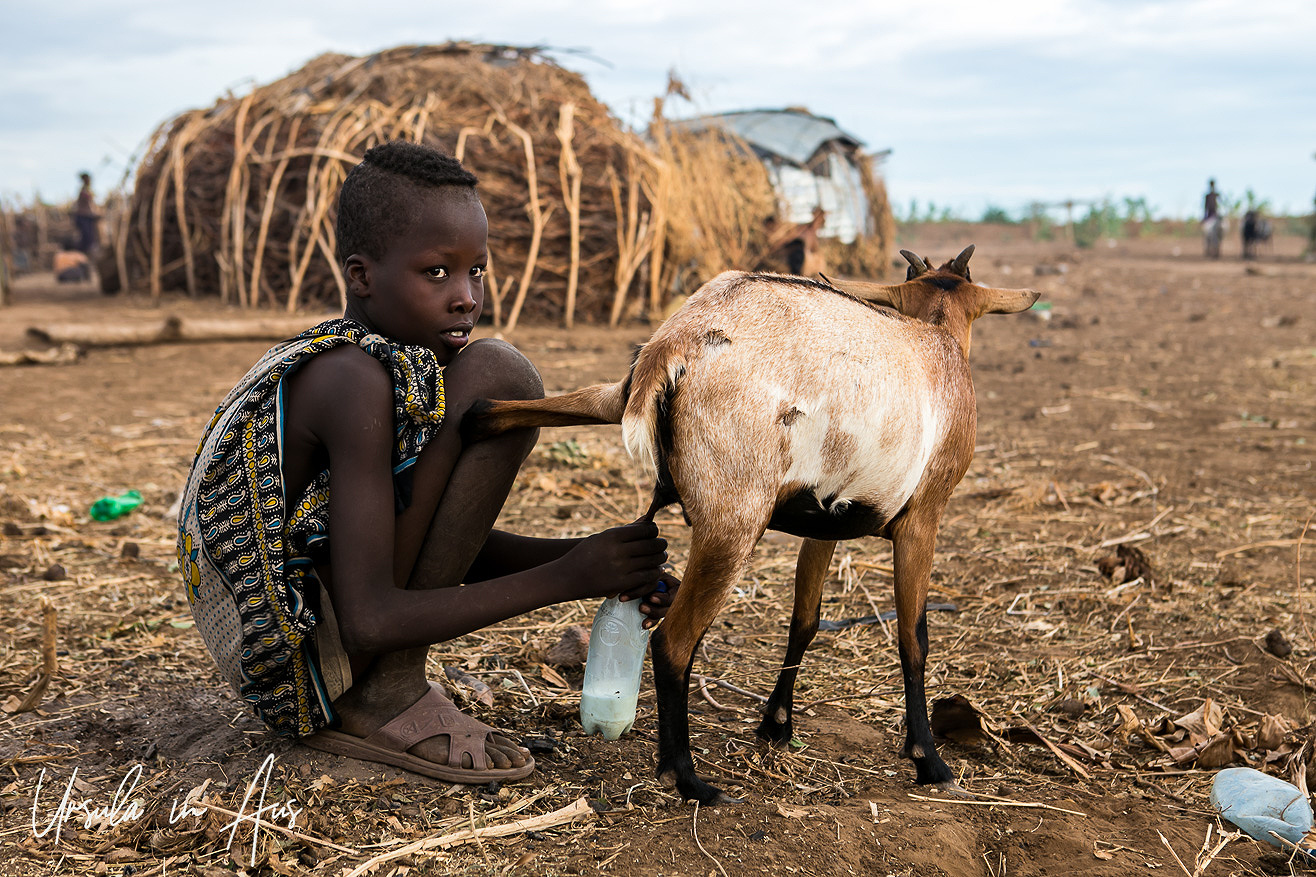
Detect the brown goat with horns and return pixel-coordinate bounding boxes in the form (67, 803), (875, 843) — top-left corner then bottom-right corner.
(464, 245), (1039, 803)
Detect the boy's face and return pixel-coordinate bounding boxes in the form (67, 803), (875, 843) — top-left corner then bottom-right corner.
(347, 189), (489, 365)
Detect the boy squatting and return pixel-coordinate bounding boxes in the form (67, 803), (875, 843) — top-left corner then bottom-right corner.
(177, 141), (678, 784)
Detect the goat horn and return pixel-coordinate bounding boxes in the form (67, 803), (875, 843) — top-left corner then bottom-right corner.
(899, 250), (929, 276)
(949, 244), (976, 275)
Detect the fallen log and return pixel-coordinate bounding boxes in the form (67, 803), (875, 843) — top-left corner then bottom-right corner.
(0, 343), (82, 366)
(25, 315), (325, 348)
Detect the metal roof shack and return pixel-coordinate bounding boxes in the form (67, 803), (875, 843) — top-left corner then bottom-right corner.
(667, 108), (889, 244)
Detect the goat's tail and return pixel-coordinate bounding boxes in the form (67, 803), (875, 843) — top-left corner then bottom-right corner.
(620, 333), (692, 479)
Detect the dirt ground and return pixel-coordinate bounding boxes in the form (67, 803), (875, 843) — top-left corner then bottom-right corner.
(2, 227), (1314, 876)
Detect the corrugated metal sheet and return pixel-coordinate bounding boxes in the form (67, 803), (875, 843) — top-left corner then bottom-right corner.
(671, 109), (864, 166)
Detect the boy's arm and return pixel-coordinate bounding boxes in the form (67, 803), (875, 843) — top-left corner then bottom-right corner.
(465, 531), (581, 580)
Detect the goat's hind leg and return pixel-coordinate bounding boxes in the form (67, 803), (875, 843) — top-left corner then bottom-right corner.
(890, 513), (964, 793)
(461, 380), (628, 443)
(757, 538), (837, 746)
(652, 525), (762, 804)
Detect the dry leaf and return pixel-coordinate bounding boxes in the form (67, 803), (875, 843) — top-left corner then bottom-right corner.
(1195, 732), (1244, 769)
(1113, 704), (1142, 745)
(1173, 700), (1223, 740)
(1257, 714), (1291, 751)
(538, 664), (571, 689)
(775, 802), (812, 819)
(930, 694), (1000, 745)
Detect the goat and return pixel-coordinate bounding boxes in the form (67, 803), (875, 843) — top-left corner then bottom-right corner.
(1242, 210), (1273, 260)
(463, 245), (1039, 803)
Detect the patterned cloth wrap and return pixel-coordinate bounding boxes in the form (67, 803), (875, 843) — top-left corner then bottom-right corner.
(177, 319), (445, 737)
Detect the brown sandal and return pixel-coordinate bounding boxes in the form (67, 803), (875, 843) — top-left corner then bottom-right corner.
(302, 682), (535, 783)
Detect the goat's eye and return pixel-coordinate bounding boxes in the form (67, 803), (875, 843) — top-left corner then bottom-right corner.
(426, 266), (449, 279)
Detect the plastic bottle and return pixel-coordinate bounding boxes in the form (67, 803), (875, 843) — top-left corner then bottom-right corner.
(89, 490), (143, 522)
(580, 596), (652, 740)
(1210, 766), (1316, 854)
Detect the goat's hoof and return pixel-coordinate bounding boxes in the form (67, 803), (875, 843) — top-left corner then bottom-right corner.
(754, 722), (793, 749)
(677, 777), (738, 805)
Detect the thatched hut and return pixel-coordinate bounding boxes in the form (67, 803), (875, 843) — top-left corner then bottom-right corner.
(114, 43), (667, 326)
(110, 44), (888, 328)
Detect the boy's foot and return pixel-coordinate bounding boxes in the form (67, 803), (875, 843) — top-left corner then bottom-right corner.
(303, 683), (534, 783)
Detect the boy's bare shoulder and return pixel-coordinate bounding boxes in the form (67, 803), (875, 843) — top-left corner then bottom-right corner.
(289, 343), (393, 418)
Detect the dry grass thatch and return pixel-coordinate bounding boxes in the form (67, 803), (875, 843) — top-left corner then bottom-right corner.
(106, 43), (894, 327)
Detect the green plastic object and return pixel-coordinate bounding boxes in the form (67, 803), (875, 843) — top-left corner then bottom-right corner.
(89, 490), (143, 521)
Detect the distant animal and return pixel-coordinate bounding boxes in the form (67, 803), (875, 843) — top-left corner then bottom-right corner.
(1203, 215), (1225, 259)
(1242, 210), (1273, 259)
(464, 246), (1039, 803)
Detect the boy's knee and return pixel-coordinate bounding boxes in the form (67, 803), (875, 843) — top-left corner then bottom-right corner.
(447, 338), (543, 403)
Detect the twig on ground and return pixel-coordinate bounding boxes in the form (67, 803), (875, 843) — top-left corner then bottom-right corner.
(1296, 510), (1313, 649)
(344, 796), (594, 877)
(7, 597), (57, 714)
(906, 792), (1086, 817)
(1158, 830), (1193, 877)
(690, 673), (768, 704)
(692, 802), (729, 877)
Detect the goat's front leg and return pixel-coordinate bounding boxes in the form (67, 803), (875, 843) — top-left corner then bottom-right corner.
(757, 537), (837, 746)
(890, 513), (961, 792)
(651, 525), (761, 804)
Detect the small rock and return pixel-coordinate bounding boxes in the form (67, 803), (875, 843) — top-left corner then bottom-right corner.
(2, 522), (21, 536)
(1055, 697), (1087, 718)
(41, 563), (66, 581)
(120, 541), (140, 560)
(544, 625), (591, 667)
(525, 735), (557, 754)
(1265, 628), (1293, 659)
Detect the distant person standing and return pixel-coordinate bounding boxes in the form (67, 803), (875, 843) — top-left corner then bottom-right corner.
(73, 172), (99, 256)
(1202, 179), (1223, 258)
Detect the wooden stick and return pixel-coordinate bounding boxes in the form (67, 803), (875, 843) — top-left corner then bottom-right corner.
(249, 117), (300, 307)
(12, 598), (57, 713)
(500, 116), (550, 333)
(691, 673), (768, 704)
(1216, 538), (1306, 559)
(1021, 721), (1093, 780)
(556, 103), (583, 328)
(907, 792), (1086, 817)
(169, 110), (208, 298)
(343, 797), (594, 877)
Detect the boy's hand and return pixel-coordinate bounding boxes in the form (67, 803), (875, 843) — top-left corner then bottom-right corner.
(568, 521), (669, 599)
(621, 570), (680, 630)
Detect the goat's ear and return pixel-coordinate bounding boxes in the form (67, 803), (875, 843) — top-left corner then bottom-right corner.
(979, 286), (1040, 315)
(899, 249), (930, 278)
(947, 244), (975, 277)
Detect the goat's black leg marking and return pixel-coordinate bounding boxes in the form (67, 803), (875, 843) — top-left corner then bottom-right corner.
(758, 538), (836, 746)
(897, 609), (955, 787)
(651, 627), (735, 804)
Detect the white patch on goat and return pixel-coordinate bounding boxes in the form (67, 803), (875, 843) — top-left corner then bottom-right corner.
(781, 376), (942, 514)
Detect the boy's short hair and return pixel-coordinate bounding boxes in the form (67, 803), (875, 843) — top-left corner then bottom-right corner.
(336, 141), (479, 262)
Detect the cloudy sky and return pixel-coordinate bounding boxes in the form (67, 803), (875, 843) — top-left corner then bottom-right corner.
(3, 0), (1314, 219)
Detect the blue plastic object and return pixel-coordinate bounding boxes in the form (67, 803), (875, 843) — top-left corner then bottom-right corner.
(1210, 767), (1314, 852)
